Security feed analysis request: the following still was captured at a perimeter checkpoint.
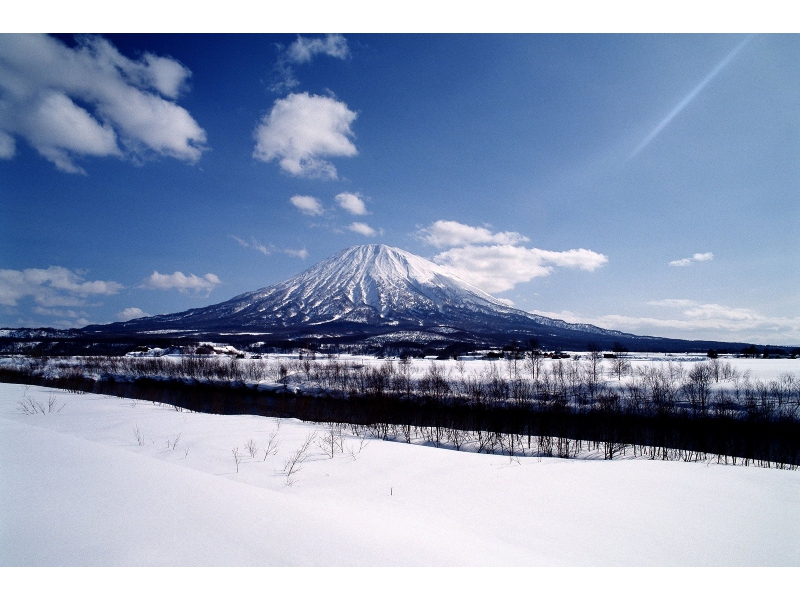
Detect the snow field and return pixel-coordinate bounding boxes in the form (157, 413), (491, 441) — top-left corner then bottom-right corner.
(7, 353), (798, 392)
(1, 383), (799, 566)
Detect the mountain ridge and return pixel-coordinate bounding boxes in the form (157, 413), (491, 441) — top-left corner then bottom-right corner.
(80, 244), (722, 351)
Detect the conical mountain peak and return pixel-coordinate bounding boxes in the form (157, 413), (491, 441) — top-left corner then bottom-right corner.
(95, 244), (633, 348)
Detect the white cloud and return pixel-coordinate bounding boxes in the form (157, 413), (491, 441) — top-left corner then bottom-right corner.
(284, 247), (309, 260)
(335, 192), (368, 215)
(539, 299), (800, 344)
(417, 220), (529, 248)
(0, 34), (207, 174)
(418, 220), (607, 294)
(117, 307), (149, 321)
(347, 222), (378, 237)
(232, 235), (253, 249)
(286, 34), (349, 64)
(253, 92), (357, 179)
(34, 307), (88, 319)
(232, 235), (273, 256)
(49, 316), (90, 329)
(23, 91), (121, 174)
(251, 240), (271, 256)
(142, 271), (221, 294)
(13, 307), (91, 329)
(232, 235), (307, 260)
(647, 299), (763, 323)
(290, 195), (324, 216)
(0, 266), (122, 307)
(0, 130), (14, 158)
(433, 244), (608, 293)
(668, 258), (692, 267)
(669, 252), (714, 267)
(271, 35), (349, 93)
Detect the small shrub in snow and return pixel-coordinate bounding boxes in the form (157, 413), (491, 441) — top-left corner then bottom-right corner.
(262, 430), (279, 460)
(283, 432), (316, 482)
(17, 389), (65, 415)
(317, 423), (344, 458)
(166, 433), (181, 450)
(245, 438), (258, 458)
(232, 447), (241, 473)
(133, 425), (145, 446)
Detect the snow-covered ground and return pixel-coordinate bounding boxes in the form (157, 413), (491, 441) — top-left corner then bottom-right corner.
(5, 352), (798, 391)
(1, 382), (798, 566)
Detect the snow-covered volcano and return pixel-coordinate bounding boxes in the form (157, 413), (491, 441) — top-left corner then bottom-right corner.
(90, 244), (657, 348)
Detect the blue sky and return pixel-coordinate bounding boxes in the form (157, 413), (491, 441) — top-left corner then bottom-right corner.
(1, 33), (798, 344)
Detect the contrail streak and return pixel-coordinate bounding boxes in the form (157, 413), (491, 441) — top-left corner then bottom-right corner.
(630, 35), (754, 159)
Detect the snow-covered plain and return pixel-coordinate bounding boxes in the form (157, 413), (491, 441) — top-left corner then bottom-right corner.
(1, 382), (798, 566)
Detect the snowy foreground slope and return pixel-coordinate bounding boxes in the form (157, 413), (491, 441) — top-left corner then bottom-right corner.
(1, 383), (798, 566)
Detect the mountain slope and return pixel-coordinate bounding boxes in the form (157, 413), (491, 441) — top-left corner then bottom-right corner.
(86, 244), (720, 351)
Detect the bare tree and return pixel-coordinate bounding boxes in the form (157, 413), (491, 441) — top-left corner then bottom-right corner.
(167, 432), (181, 450)
(585, 344), (605, 402)
(419, 361), (450, 402)
(317, 423), (344, 458)
(133, 424), (145, 446)
(525, 348), (543, 384)
(685, 362), (713, 415)
(262, 429), (279, 460)
(609, 343), (631, 381)
(232, 447), (242, 473)
(393, 356), (416, 399)
(245, 438), (259, 458)
(283, 432), (317, 483)
(46, 392), (66, 413)
(301, 358), (314, 382)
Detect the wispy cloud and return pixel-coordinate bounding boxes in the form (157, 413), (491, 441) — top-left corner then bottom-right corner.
(347, 222), (379, 237)
(418, 220), (607, 293)
(669, 252), (714, 267)
(31, 307), (91, 329)
(271, 34), (349, 93)
(630, 35), (753, 158)
(335, 192), (368, 215)
(0, 266), (122, 307)
(418, 220), (529, 248)
(231, 235), (307, 260)
(116, 307), (149, 321)
(231, 235), (272, 255)
(253, 92), (358, 179)
(141, 271), (220, 294)
(289, 195), (325, 216)
(286, 34), (349, 64)
(0, 34), (207, 174)
(536, 299), (800, 344)
(0, 130), (15, 158)
(284, 247), (309, 260)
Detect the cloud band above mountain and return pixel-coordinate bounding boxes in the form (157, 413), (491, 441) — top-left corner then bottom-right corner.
(419, 220), (608, 293)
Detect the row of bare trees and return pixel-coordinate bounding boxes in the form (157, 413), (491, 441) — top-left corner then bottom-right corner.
(4, 355), (799, 469)
(341, 418), (797, 469)
(3, 353), (800, 423)
(297, 355), (800, 422)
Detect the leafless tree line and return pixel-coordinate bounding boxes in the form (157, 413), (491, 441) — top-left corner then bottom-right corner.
(339, 419), (798, 470)
(7, 356), (799, 469)
(4, 353), (800, 423)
